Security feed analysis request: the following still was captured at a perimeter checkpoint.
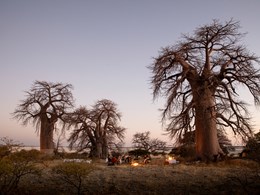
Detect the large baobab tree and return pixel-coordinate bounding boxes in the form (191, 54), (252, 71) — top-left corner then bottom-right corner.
(149, 19), (260, 161)
(13, 81), (74, 154)
(67, 99), (126, 158)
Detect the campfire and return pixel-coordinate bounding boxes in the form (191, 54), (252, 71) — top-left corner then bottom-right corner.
(131, 162), (139, 166)
(165, 156), (179, 164)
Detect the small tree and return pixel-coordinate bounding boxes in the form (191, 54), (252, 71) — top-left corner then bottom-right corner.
(132, 131), (167, 154)
(132, 131), (151, 150)
(52, 162), (95, 195)
(149, 19), (260, 161)
(0, 150), (41, 194)
(0, 137), (22, 158)
(13, 81), (74, 153)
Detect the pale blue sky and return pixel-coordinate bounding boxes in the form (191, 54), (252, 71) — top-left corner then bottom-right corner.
(0, 0), (260, 146)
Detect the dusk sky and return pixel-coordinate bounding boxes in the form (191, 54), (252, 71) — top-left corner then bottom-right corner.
(1, 0), (260, 147)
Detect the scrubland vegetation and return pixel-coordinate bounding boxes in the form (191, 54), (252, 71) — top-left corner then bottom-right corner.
(1, 142), (259, 195)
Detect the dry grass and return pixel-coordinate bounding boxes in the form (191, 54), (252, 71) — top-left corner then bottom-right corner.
(16, 158), (260, 195)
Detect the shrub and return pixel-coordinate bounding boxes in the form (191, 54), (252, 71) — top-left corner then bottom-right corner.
(243, 138), (260, 161)
(0, 145), (11, 158)
(0, 152), (41, 194)
(51, 162), (95, 195)
(128, 149), (150, 159)
(12, 149), (43, 162)
(169, 144), (196, 161)
(61, 152), (89, 160)
(0, 137), (22, 159)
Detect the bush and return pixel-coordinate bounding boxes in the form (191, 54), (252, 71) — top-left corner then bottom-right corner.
(0, 137), (22, 159)
(169, 144), (196, 161)
(11, 149), (43, 162)
(51, 162), (95, 195)
(0, 145), (11, 158)
(242, 138), (260, 161)
(61, 152), (89, 160)
(0, 152), (41, 194)
(128, 149), (150, 159)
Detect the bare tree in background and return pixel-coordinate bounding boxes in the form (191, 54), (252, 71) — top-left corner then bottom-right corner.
(149, 19), (260, 161)
(13, 81), (74, 154)
(132, 131), (167, 153)
(68, 99), (125, 158)
(132, 131), (151, 150)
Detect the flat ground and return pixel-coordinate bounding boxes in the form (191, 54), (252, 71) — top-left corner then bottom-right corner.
(18, 158), (260, 195)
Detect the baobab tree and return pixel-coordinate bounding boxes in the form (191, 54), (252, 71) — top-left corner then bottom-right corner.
(13, 81), (74, 154)
(149, 19), (260, 161)
(67, 99), (126, 158)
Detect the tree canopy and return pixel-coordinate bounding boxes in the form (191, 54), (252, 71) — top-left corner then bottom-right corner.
(149, 19), (260, 160)
(13, 81), (126, 157)
(67, 99), (126, 158)
(13, 81), (74, 153)
(132, 131), (167, 153)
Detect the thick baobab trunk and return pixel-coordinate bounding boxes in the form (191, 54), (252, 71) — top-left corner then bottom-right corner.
(102, 136), (108, 159)
(89, 143), (103, 158)
(89, 136), (108, 159)
(194, 88), (223, 161)
(89, 135), (103, 158)
(40, 116), (55, 154)
(95, 140), (102, 158)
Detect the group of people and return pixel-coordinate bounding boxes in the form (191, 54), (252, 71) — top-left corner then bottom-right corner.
(106, 154), (151, 166)
(106, 154), (133, 166)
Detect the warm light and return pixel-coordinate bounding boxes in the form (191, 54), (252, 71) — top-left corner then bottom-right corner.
(131, 162), (139, 166)
(168, 157), (173, 160)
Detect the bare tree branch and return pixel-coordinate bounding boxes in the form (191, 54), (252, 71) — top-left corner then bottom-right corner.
(12, 80), (74, 152)
(149, 19), (260, 157)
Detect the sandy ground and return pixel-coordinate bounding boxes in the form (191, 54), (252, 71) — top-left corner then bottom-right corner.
(17, 158), (260, 195)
